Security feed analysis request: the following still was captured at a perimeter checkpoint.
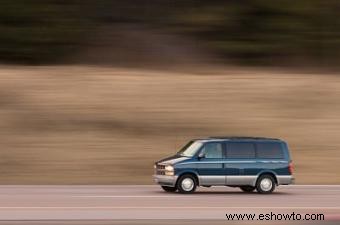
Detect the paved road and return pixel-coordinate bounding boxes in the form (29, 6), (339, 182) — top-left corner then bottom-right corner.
(0, 185), (339, 221)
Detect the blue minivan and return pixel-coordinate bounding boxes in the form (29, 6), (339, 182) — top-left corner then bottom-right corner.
(153, 137), (294, 194)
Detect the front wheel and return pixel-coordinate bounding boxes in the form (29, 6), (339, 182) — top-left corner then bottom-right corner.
(161, 186), (177, 192)
(240, 186), (256, 192)
(256, 175), (276, 194)
(176, 174), (197, 194)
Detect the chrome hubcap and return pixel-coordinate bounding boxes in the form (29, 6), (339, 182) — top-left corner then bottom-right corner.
(181, 178), (194, 191)
(260, 178), (273, 191)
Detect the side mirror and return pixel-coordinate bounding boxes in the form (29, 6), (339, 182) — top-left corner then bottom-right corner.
(198, 151), (205, 159)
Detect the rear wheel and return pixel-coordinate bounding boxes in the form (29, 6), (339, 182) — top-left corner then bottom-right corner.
(161, 186), (177, 192)
(177, 174), (197, 194)
(256, 175), (276, 194)
(240, 186), (256, 192)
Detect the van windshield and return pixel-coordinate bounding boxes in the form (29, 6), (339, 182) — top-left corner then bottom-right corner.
(177, 141), (203, 157)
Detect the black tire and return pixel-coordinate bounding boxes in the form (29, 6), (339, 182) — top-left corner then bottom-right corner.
(161, 186), (177, 192)
(256, 175), (276, 194)
(240, 186), (256, 192)
(176, 174), (197, 194)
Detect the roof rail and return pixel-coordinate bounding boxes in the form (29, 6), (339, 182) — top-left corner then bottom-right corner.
(208, 136), (281, 140)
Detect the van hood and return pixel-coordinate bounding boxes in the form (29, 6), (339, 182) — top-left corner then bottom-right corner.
(156, 154), (189, 165)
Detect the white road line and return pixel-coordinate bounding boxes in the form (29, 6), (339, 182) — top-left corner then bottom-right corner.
(72, 195), (195, 198)
(283, 185), (340, 187)
(0, 206), (339, 209)
(73, 192), (340, 198)
(0, 185), (340, 188)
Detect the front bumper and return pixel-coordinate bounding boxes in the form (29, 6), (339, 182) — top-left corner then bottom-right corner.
(153, 175), (178, 187)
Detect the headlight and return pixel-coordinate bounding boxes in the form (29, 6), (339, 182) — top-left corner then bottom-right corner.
(153, 164), (157, 169)
(165, 165), (174, 171)
(165, 165), (174, 176)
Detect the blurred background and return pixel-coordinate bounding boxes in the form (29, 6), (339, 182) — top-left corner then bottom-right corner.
(0, 0), (340, 184)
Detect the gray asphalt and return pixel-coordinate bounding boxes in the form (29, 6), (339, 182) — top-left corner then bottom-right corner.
(0, 185), (339, 221)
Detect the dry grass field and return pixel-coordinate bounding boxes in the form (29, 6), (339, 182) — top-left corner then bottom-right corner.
(0, 66), (339, 184)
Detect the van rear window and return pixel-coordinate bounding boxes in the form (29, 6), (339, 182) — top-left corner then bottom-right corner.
(256, 142), (284, 159)
(227, 142), (256, 158)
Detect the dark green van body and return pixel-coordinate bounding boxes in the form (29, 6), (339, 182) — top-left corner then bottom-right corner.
(153, 137), (294, 191)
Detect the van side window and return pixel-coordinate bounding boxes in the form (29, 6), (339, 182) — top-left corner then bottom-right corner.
(201, 143), (223, 158)
(227, 142), (255, 158)
(256, 142), (284, 159)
